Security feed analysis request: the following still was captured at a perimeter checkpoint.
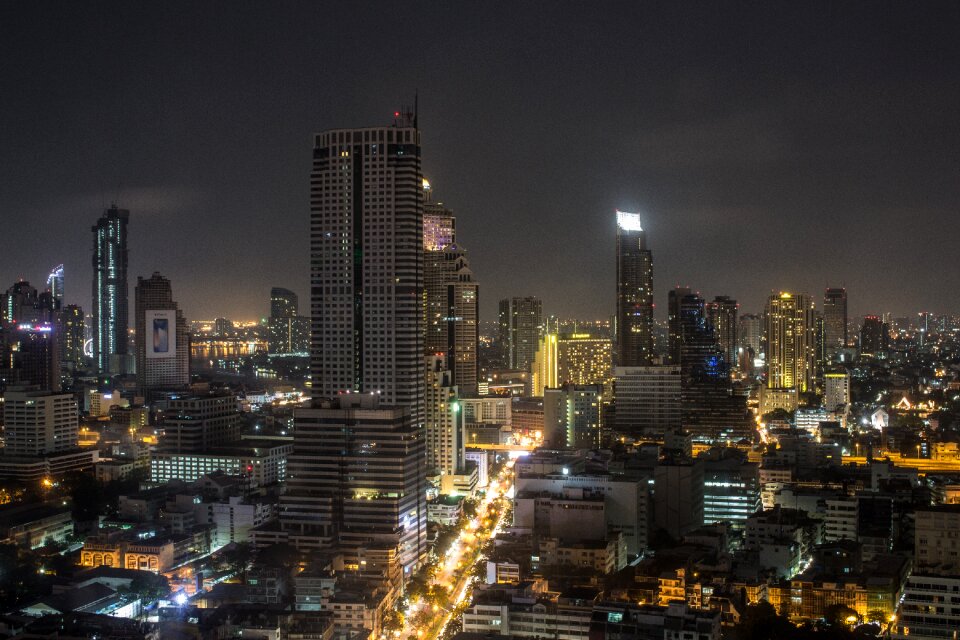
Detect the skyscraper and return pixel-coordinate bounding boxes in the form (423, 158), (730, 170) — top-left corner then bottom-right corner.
(281, 115), (427, 574)
(92, 205), (130, 375)
(765, 292), (816, 392)
(46, 265), (64, 305)
(60, 304), (86, 370)
(706, 296), (738, 370)
(667, 287), (693, 365)
(616, 211), (653, 366)
(425, 353), (464, 478)
(135, 272), (189, 393)
(268, 287), (310, 355)
(531, 332), (558, 396)
(1, 388), (78, 456)
(823, 288), (847, 358)
(556, 333), (613, 388)
(498, 297), (542, 373)
(859, 315), (888, 356)
(423, 188), (479, 395)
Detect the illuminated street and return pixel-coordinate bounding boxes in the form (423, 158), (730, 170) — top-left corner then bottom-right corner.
(399, 458), (515, 639)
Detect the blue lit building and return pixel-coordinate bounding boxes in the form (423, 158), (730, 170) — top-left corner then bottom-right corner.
(91, 205), (129, 375)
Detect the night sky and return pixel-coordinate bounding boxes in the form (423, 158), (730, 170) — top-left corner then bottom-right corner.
(2, 2), (958, 323)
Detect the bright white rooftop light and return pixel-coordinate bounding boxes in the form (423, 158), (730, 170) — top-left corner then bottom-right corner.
(616, 210), (643, 231)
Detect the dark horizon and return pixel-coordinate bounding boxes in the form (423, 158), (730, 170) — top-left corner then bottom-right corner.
(2, 2), (958, 322)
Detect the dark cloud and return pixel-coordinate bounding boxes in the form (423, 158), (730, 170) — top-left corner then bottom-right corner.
(0, 1), (958, 322)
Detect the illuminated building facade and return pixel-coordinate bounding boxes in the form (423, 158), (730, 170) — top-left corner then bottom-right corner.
(60, 304), (85, 370)
(1, 323), (60, 392)
(823, 371), (851, 410)
(422, 180), (455, 251)
(765, 292), (816, 392)
(614, 365), (682, 437)
(498, 296), (543, 373)
(91, 205), (130, 375)
(160, 394), (242, 453)
(557, 333), (613, 388)
(268, 287), (309, 355)
(823, 288), (847, 358)
(135, 272), (189, 393)
(738, 313), (762, 363)
(616, 210), (653, 366)
(531, 332), (558, 396)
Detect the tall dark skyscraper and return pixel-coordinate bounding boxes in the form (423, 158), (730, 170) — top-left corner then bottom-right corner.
(91, 205), (130, 375)
(706, 296), (738, 370)
(823, 287), (848, 358)
(860, 315), (889, 356)
(667, 287), (694, 365)
(616, 211), (653, 367)
(280, 114), (427, 575)
(498, 296), (542, 373)
(268, 287), (309, 355)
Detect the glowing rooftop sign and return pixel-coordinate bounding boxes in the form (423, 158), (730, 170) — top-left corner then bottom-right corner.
(616, 210), (643, 232)
(18, 323), (53, 333)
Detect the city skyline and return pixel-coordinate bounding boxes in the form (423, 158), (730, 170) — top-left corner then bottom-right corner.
(2, 2), (959, 321)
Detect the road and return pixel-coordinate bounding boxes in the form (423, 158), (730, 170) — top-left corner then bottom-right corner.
(400, 459), (515, 639)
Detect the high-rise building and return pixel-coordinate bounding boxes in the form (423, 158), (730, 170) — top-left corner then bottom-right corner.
(135, 273), (189, 393)
(422, 179), (455, 252)
(859, 316), (888, 356)
(667, 287), (693, 365)
(654, 457), (704, 540)
(46, 265), (64, 305)
(160, 394), (242, 453)
(1, 388), (78, 456)
(282, 116), (427, 573)
(498, 297), (542, 373)
(267, 288), (310, 355)
(616, 211), (653, 366)
(2, 281), (42, 325)
(92, 205), (130, 375)
(614, 365), (682, 437)
(705, 296), (738, 370)
(557, 333), (613, 388)
(424, 216), (478, 394)
(60, 304), (86, 370)
(282, 394), (425, 579)
(765, 292), (816, 392)
(425, 354), (464, 478)
(531, 333), (558, 397)
(823, 371), (851, 411)
(543, 383), (603, 448)
(822, 288), (847, 357)
(0, 322), (60, 392)
(738, 313), (762, 360)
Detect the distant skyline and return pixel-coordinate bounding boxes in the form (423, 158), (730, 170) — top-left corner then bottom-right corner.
(2, 2), (958, 322)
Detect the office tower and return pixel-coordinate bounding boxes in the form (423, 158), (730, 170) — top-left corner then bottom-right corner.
(616, 211), (653, 366)
(161, 394), (242, 453)
(0, 322), (60, 392)
(557, 333), (613, 387)
(60, 304), (86, 369)
(543, 383), (603, 448)
(423, 190), (478, 394)
(282, 117), (427, 573)
(46, 265), (64, 305)
(765, 292), (816, 392)
(531, 332), (558, 396)
(667, 287), (693, 365)
(2, 388), (78, 456)
(705, 296), (738, 370)
(2, 281), (42, 324)
(823, 371), (851, 411)
(702, 450), (760, 529)
(425, 354), (464, 477)
(859, 315), (888, 356)
(813, 310), (825, 390)
(670, 292), (725, 382)
(213, 317), (234, 337)
(822, 288), (847, 357)
(917, 312), (933, 347)
(92, 205), (130, 375)
(135, 273), (189, 393)
(498, 297), (542, 372)
(614, 365), (682, 437)
(268, 287), (310, 355)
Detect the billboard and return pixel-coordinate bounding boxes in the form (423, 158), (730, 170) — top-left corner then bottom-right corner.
(146, 309), (176, 359)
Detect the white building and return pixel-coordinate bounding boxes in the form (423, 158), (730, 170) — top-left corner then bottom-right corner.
(2, 388), (78, 455)
(823, 372), (851, 411)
